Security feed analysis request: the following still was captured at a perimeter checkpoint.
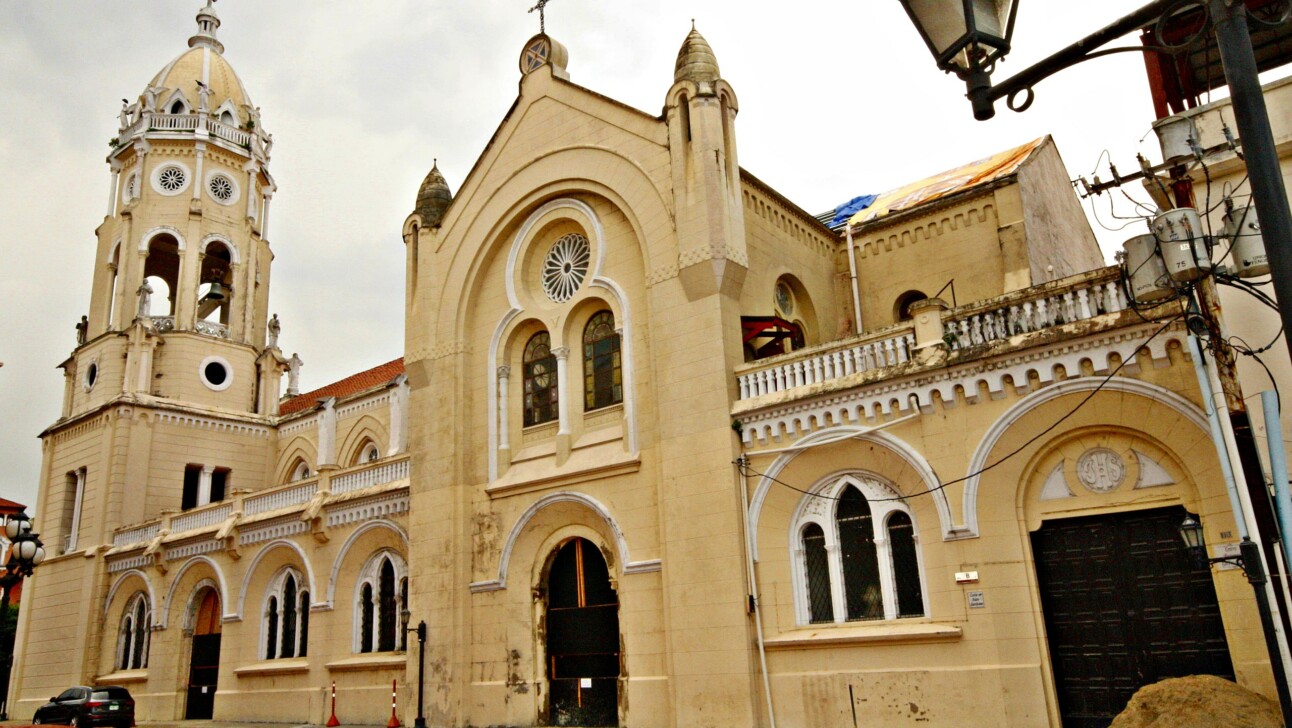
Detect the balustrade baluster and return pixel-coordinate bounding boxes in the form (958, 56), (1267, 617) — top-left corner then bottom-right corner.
(1105, 281), (1124, 312)
(738, 375), (750, 400)
(843, 349), (856, 376)
(812, 357), (824, 384)
(1077, 288), (1092, 319)
(822, 352), (835, 380)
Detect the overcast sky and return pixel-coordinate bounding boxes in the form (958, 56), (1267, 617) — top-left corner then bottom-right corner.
(1, 1), (1190, 515)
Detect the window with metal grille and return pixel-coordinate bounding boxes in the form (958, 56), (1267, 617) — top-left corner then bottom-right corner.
(523, 331), (558, 426)
(117, 592), (150, 670)
(356, 551), (409, 653)
(792, 475), (927, 625)
(887, 512), (925, 618)
(802, 524), (834, 623)
(583, 310), (621, 411)
(837, 486), (883, 621)
(264, 568), (308, 659)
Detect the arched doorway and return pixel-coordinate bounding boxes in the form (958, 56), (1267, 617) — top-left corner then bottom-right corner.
(544, 537), (619, 726)
(185, 588), (222, 719)
(1032, 506), (1232, 727)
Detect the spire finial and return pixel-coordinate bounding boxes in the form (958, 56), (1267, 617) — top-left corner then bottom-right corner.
(691, 18), (696, 30)
(189, 0), (224, 53)
(528, 0), (551, 34)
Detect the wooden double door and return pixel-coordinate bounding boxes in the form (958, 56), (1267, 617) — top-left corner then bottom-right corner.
(1032, 506), (1233, 727)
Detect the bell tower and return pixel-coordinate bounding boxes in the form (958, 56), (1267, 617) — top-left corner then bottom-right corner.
(72, 0), (282, 418)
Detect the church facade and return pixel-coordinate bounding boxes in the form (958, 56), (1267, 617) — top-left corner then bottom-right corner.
(9, 5), (1278, 727)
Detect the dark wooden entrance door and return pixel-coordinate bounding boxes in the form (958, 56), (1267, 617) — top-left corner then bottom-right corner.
(545, 538), (619, 726)
(1032, 506), (1233, 727)
(185, 589), (222, 720)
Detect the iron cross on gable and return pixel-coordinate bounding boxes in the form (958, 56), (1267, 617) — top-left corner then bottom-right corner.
(528, 0), (551, 34)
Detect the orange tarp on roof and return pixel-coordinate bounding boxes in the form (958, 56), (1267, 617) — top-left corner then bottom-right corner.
(847, 137), (1046, 228)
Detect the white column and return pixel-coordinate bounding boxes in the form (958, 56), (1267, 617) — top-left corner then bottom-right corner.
(244, 161), (258, 220)
(192, 144), (206, 201)
(318, 397), (338, 465)
(67, 468), (86, 552)
(497, 366), (511, 451)
(388, 375), (409, 456)
(197, 464), (214, 507)
(553, 347), (570, 435)
(106, 161), (122, 218)
(261, 192), (273, 239)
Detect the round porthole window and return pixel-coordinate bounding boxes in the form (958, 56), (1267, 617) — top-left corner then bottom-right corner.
(206, 172), (238, 205)
(199, 355), (233, 391)
(152, 162), (191, 196)
(83, 360), (99, 392)
(542, 233), (590, 303)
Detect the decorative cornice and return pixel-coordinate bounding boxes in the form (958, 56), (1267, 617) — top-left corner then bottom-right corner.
(737, 322), (1187, 445)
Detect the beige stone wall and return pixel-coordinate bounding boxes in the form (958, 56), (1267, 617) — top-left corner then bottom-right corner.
(740, 182), (845, 345)
(853, 192), (1006, 330)
(1016, 140), (1106, 284)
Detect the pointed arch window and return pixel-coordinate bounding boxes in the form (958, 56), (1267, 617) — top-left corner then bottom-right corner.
(582, 311), (621, 411)
(116, 593), (150, 670)
(263, 568), (309, 659)
(523, 331), (558, 426)
(791, 476), (927, 625)
(355, 551), (409, 653)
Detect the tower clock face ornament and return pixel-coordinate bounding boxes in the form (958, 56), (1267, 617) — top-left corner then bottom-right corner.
(521, 35), (551, 74)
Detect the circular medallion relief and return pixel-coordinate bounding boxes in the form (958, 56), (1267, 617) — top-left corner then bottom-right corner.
(541, 233), (590, 303)
(1075, 447), (1126, 494)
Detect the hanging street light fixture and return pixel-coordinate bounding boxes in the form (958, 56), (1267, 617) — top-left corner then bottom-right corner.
(1, 509), (45, 720)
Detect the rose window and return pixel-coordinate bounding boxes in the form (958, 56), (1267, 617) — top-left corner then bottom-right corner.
(158, 166), (187, 192)
(208, 174), (235, 202)
(541, 233), (590, 303)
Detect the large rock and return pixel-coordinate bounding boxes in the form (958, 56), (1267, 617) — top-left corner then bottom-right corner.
(1110, 674), (1281, 728)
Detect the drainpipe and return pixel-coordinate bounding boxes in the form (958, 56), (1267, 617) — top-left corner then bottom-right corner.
(736, 453), (776, 728)
(1262, 390), (1292, 582)
(1189, 335), (1292, 679)
(845, 226), (863, 335)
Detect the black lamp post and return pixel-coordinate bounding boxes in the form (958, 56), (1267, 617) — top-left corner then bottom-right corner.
(401, 608), (426, 728)
(895, 0), (1292, 375)
(1, 510), (46, 721)
(1179, 515), (1292, 719)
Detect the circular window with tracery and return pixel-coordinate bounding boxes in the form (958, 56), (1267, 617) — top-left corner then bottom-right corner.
(208, 173), (235, 203)
(153, 163), (190, 196)
(542, 233), (590, 303)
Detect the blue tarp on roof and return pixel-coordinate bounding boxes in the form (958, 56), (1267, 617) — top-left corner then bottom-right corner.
(830, 194), (877, 229)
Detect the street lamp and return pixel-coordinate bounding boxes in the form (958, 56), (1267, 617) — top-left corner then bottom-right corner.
(1, 510), (45, 720)
(898, 0), (1018, 120)
(1178, 515), (1292, 719)
(895, 0), (1292, 376)
(401, 608), (426, 728)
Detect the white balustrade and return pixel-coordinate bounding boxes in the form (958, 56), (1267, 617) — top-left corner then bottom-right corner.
(735, 330), (915, 401)
(735, 270), (1126, 401)
(195, 320), (230, 338)
(332, 459), (411, 494)
(113, 523), (160, 547)
(209, 119), (252, 147)
(150, 113), (199, 131)
(945, 275), (1124, 353)
(171, 503), (232, 534)
(244, 481), (318, 516)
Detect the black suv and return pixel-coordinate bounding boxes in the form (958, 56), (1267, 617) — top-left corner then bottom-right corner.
(32, 686), (134, 728)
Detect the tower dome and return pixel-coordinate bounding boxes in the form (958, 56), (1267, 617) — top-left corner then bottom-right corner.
(414, 161), (453, 228)
(674, 24), (720, 85)
(136, 1), (255, 129)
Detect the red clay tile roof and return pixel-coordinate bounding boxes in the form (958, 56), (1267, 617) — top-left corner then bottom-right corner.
(0, 496), (26, 514)
(279, 358), (404, 416)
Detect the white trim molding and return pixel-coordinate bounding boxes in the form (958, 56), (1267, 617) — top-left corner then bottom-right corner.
(469, 491), (659, 593)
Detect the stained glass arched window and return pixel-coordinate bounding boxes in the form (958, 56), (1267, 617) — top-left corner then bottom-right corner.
(523, 331), (558, 426)
(582, 311), (621, 411)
